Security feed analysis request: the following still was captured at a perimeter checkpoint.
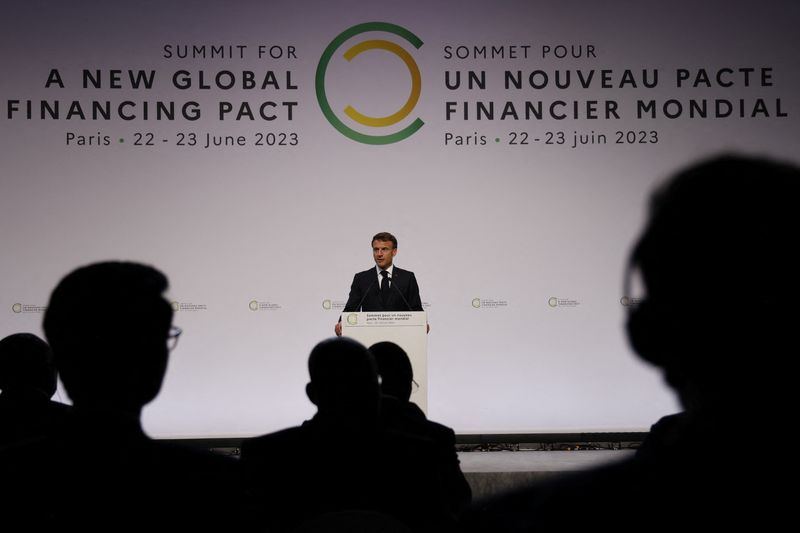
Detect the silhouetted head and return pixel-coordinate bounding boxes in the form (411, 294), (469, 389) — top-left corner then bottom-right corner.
(42, 262), (173, 413)
(370, 342), (413, 401)
(626, 154), (800, 412)
(0, 333), (57, 398)
(306, 337), (381, 426)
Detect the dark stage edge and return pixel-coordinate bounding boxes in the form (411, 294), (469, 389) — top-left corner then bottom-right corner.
(163, 432), (647, 452)
(164, 434), (643, 501)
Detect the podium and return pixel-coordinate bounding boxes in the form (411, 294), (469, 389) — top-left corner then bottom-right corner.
(341, 311), (428, 414)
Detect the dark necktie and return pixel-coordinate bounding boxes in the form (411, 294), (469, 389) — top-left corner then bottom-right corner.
(380, 270), (389, 303)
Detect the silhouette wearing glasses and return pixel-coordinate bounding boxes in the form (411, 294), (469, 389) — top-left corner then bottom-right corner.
(0, 262), (240, 529)
(241, 337), (449, 531)
(370, 341), (472, 518)
(470, 155), (800, 530)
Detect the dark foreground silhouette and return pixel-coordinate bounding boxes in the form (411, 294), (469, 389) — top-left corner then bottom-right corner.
(471, 155), (800, 530)
(0, 332), (71, 447)
(241, 337), (451, 532)
(0, 262), (241, 529)
(370, 341), (472, 518)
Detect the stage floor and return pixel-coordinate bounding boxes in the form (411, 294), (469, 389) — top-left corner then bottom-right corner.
(458, 449), (635, 501)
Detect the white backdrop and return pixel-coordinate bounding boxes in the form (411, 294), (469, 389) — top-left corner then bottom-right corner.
(2, 0), (797, 437)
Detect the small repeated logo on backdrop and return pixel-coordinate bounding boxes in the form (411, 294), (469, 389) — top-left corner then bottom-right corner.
(317, 22), (424, 144)
(471, 297), (508, 309)
(249, 299), (282, 311)
(322, 299), (346, 311)
(548, 297), (581, 308)
(10, 303), (46, 314)
(171, 301), (208, 312)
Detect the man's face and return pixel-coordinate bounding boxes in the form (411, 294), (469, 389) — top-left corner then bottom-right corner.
(372, 240), (397, 270)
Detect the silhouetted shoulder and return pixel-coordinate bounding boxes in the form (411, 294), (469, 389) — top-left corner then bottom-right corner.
(240, 425), (309, 474)
(0, 393), (71, 447)
(0, 421), (241, 528)
(242, 426), (305, 455)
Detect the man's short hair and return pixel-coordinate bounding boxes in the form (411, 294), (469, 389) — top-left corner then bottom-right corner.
(371, 232), (397, 249)
(631, 155), (799, 304)
(369, 341), (413, 401)
(627, 154), (800, 386)
(42, 261), (173, 403)
(43, 261), (172, 345)
(308, 337), (377, 390)
(307, 337), (380, 414)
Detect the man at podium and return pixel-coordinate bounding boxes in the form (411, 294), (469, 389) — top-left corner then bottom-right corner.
(334, 232), (423, 336)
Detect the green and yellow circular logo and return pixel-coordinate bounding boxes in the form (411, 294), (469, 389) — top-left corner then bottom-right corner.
(346, 313), (359, 326)
(171, 301), (180, 312)
(322, 299), (332, 310)
(548, 297), (558, 308)
(249, 300), (259, 311)
(12, 303), (23, 313)
(471, 298), (481, 308)
(316, 22), (424, 144)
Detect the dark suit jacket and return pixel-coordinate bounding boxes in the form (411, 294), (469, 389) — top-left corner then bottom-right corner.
(0, 409), (242, 529)
(380, 396), (472, 517)
(470, 412), (784, 531)
(343, 266), (423, 312)
(241, 415), (448, 531)
(0, 390), (71, 448)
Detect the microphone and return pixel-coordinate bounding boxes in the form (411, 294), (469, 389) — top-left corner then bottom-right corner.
(355, 278), (377, 311)
(339, 277), (377, 323)
(388, 274), (413, 311)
